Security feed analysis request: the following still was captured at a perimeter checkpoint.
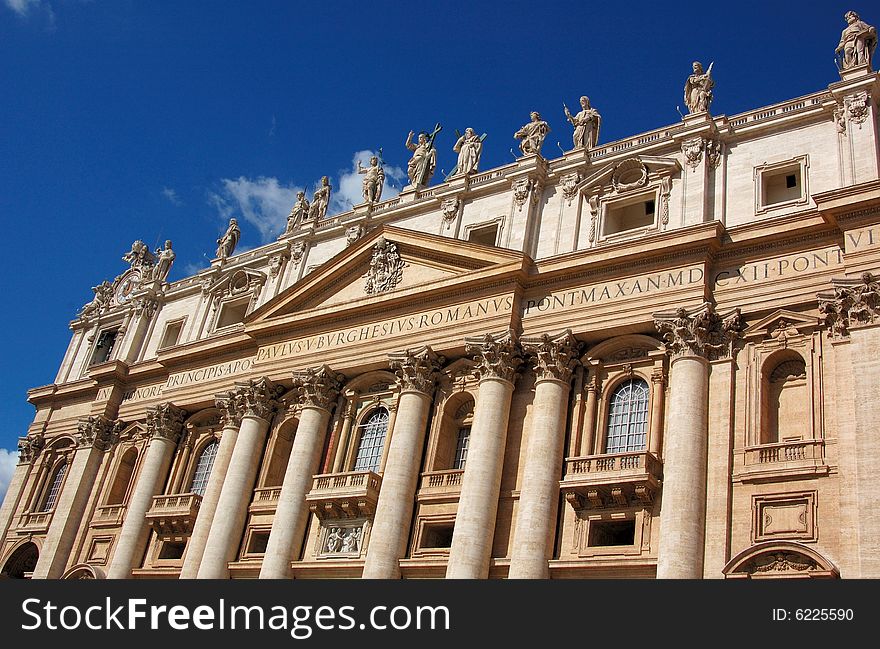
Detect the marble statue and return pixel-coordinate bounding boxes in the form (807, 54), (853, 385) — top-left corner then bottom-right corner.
(357, 155), (385, 203)
(405, 123), (441, 187)
(450, 128), (484, 177)
(564, 96), (601, 149)
(514, 111), (550, 156)
(153, 240), (175, 283)
(79, 280), (114, 318)
(836, 11), (877, 70)
(684, 61), (714, 114)
(122, 240), (156, 271)
(216, 218), (240, 260)
(308, 176), (331, 221)
(286, 191), (310, 233)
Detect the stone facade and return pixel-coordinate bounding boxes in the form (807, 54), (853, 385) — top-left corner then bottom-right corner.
(3, 22), (880, 579)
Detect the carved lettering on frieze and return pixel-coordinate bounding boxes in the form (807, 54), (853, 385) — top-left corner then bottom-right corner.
(521, 329), (582, 382)
(465, 331), (523, 383)
(654, 302), (745, 360)
(389, 345), (445, 394)
(291, 365), (344, 412)
(818, 272), (880, 338)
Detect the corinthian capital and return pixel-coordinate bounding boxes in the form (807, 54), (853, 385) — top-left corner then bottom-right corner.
(818, 272), (880, 338)
(654, 303), (745, 360)
(145, 402), (187, 443)
(77, 415), (125, 451)
(232, 377), (284, 422)
(465, 331), (523, 383)
(389, 346), (445, 394)
(17, 433), (45, 464)
(291, 365), (345, 411)
(521, 330), (582, 382)
(214, 391), (243, 428)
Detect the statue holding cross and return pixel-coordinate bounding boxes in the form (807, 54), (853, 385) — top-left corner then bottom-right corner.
(405, 122), (442, 188)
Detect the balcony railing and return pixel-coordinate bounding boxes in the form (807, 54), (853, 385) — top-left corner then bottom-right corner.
(249, 487), (282, 514)
(736, 439), (827, 483)
(417, 469), (464, 503)
(744, 439), (824, 465)
(17, 510), (53, 534)
(91, 504), (126, 528)
(145, 493), (202, 535)
(306, 471), (382, 520)
(560, 451), (662, 510)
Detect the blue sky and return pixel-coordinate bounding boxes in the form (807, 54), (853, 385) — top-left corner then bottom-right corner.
(0, 0), (865, 493)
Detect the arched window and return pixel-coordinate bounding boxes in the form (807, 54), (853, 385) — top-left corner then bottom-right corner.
(453, 427), (471, 470)
(604, 378), (649, 453)
(105, 448), (138, 505)
(189, 441), (219, 496)
(353, 408), (389, 473)
(42, 462), (68, 511)
(763, 356), (807, 444)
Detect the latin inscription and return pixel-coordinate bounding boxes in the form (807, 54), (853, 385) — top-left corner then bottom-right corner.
(844, 225), (880, 254)
(714, 247), (843, 288)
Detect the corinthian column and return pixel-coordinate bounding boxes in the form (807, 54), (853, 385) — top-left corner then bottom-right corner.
(260, 366), (343, 579)
(508, 331), (580, 579)
(107, 403), (185, 579)
(446, 332), (522, 579)
(32, 416), (122, 579)
(198, 377), (281, 579)
(363, 346), (444, 579)
(179, 396), (241, 578)
(653, 303), (743, 579)
(0, 434), (44, 547)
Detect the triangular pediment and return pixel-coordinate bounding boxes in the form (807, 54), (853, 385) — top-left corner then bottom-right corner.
(743, 309), (820, 340)
(576, 155), (681, 197)
(248, 226), (527, 328)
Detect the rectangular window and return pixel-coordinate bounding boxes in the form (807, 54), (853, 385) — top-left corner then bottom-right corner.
(158, 319), (184, 349)
(90, 328), (119, 366)
(215, 299), (249, 329)
(158, 540), (186, 560)
(603, 196), (656, 236)
(247, 531), (270, 555)
(453, 427), (470, 470)
(420, 524), (455, 549)
(587, 520), (636, 547)
(468, 223), (499, 246)
(755, 156), (809, 213)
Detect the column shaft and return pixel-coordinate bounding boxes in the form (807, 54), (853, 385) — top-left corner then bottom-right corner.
(656, 354), (709, 579)
(260, 406), (331, 579)
(508, 378), (569, 578)
(197, 415), (270, 579)
(0, 462), (31, 546)
(179, 424), (239, 578)
(106, 435), (177, 578)
(446, 377), (514, 579)
(362, 390), (432, 579)
(580, 384), (599, 456)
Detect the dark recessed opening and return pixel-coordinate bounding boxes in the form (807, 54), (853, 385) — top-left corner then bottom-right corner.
(248, 532), (270, 555)
(158, 540), (186, 560)
(421, 524), (455, 549)
(468, 224), (498, 247)
(588, 520), (636, 547)
(785, 174), (797, 189)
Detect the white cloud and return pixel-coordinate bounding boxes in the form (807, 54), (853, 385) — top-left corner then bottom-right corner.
(330, 150), (406, 214)
(208, 176), (302, 243)
(161, 187), (182, 206)
(5, 0), (41, 15)
(0, 449), (18, 504)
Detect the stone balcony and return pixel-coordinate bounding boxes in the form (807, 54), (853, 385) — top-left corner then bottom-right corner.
(560, 451), (662, 510)
(417, 469), (464, 503)
(91, 504), (126, 528)
(736, 439), (828, 483)
(306, 471), (382, 520)
(249, 487), (282, 514)
(145, 493), (202, 535)
(17, 510), (53, 535)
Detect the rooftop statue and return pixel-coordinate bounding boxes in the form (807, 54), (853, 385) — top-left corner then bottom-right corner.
(405, 123), (442, 187)
(308, 176), (331, 221)
(514, 111), (550, 156)
(122, 240), (156, 271)
(286, 191), (310, 233)
(449, 127), (485, 178)
(79, 280), (114, 318)
(216, 218), (241, 260)
(153, 240), (175, 283)
(357, 155), (385, 204)
(684, 61), (714, 114)
(836, 10), (877, 70)
(564, 96), (601, 149)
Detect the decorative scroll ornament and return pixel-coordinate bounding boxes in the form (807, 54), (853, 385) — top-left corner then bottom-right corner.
(706, 139), (723, 168)
(17, 433), (45, 464)
(145, 402), (187, 443)
(845, 91), (869, 127)
(291, 365), (345, 411)
(588, 195), (599, 242)
(230, 377), (283, 422)
(682, 137), (704, 170)
(611, 159), (647, 193)
(513, 178), (532, 211)
(363, 237), (406, 295)
(561, 172), (581, 205)
(291, 241), (307, 267)
(133, 295), (159, 319)
(268, 249), (290, 278)
(751, 552), (817, 573)
(346, 224), (366, 247)
(441, 198), (460, 229)
(465, 331), (524, 383)
(77, 415), (124, 451)
(654, 302), (745, 360)
(833, 103), (847, 134)
(817, 272), (880, 338)
(389, 345), (445, 394)
(660, 177), (672, 227)
(521, 330), (582, 382)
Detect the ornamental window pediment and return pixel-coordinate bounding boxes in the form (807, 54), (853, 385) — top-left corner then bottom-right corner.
(203, 267), (267, 332)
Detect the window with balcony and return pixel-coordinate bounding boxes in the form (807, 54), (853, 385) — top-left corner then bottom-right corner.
(189, 441), (219, 496)
(604, 378), (649, 453)
(353, 407), (389, 473)
(41, 462), (67, 512)
(105, 448), (138, 505)
(763, 355), (808, 444)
